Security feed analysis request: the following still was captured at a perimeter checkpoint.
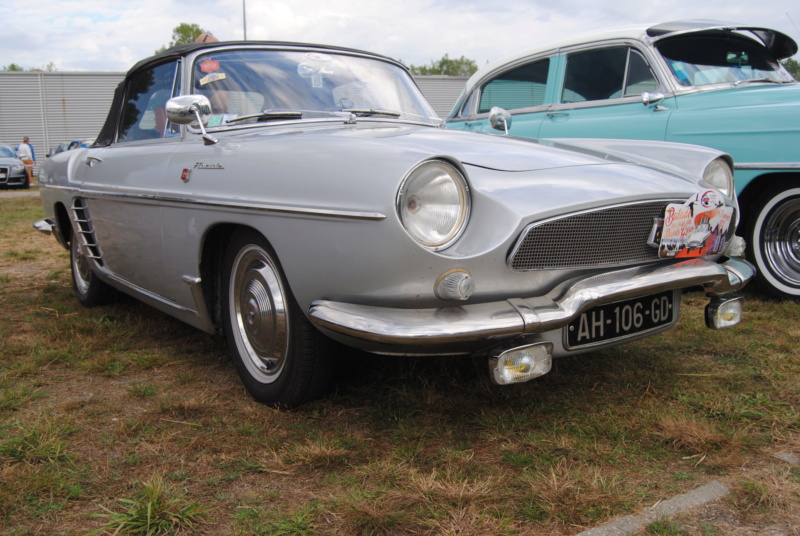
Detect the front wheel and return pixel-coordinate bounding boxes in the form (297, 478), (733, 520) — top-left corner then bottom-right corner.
(70, 236), (115, 306)
(221, 229), (335, 407)
(746, 185), (800, 298)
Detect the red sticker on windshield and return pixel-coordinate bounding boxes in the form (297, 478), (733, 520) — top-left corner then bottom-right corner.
(200, 60), (219, 73)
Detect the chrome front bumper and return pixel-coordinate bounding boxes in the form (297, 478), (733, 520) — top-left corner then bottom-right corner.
(309, 257), (754, 355)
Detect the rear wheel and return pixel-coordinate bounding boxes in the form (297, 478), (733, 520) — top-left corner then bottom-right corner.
(746, 185), (800, 298)
(221, 229), (335, 407)
(70, 237), (115, 306)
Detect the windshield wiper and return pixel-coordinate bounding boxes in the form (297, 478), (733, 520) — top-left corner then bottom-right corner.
(340, 108), (402, 118)
(225, 110), (303, 124)
(732, 78), (785, 87)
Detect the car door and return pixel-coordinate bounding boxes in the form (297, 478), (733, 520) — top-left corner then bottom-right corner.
(447, 56), (555, 138)
(538, 45), (674, 141)
(77, 60), (182, 300)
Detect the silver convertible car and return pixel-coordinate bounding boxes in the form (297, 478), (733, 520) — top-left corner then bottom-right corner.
(35, 41), (754, 406)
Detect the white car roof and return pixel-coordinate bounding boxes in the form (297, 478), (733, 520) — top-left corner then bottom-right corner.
(464, 24), (652, 92)
(463, 19), (798, 93)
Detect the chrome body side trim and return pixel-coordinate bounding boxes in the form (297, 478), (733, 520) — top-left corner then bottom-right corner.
(309, 257), (754, 353)
(734, 162), (800, 171)
(99, 269), (216, 334)
(36, 185), (386, 221)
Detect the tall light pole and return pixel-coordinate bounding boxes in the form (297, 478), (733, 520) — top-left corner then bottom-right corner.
(243, 0), (247, 40)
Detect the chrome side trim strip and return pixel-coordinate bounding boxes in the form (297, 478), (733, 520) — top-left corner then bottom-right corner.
(309, 257), (754, 349)
(101, 271), (216, 333)
(157, 195), (387, 221)
(37, 185), (386, 221)
(734, 162), (800, 171)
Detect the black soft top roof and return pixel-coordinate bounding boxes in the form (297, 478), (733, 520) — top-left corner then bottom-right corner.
(95, 41), (405, 147)
(646, 20), (798, 60)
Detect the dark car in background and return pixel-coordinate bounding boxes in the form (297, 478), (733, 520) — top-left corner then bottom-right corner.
(0, 142), (30, 189)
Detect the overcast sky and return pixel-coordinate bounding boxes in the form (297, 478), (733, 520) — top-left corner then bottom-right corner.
(2, 0), (799, 72)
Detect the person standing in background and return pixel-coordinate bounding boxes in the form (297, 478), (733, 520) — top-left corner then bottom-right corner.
(16, 136), (35, 186)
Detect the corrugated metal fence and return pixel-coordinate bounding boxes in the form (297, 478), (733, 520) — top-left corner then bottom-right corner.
(0, 72), (465, 162)
(414, 76), (467, 119)
(0, 72), (122, 159)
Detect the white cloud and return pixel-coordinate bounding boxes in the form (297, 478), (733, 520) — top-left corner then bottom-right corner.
(1, 0), (798, 71)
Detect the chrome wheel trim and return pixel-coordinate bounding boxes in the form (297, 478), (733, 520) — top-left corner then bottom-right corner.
(755, 189), (800, 293)
(229, 244), (289, 383)
(71, 239), (92, 296)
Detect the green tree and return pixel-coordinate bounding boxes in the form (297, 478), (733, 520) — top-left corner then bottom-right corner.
(409, 54), (478, 77)
(2, 63), (25, 71)
(155, 23), (209, 54)
(781, 57), (800, 80)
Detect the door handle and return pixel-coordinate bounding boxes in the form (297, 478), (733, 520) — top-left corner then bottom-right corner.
(86, 156), (103, 167)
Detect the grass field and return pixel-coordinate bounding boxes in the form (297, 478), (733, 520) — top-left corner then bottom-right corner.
(1, 193), (799, 535)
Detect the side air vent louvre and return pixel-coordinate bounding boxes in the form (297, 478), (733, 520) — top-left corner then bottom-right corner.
(70, 198), (103, 265)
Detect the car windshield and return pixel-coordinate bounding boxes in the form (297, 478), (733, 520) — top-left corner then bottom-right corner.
(0, 146), (15, 158)
(655, 33), (794, 87)
(191, 49), (439, 126)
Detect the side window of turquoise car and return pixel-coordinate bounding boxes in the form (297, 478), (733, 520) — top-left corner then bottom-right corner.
(455, 57), (553, 137)
(561, 46), (659, 103)
(478, 58), (551, 113)
(540, 46), (668, 140)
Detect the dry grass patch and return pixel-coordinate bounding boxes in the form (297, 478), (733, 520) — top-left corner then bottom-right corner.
(520, 459), (638, 527)
(733, 465), (800, 514)
(3, 195), (800, 534)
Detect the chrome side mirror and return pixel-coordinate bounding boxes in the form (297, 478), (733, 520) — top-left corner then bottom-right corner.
(166, 95), (218, 145)
(488, 106), (512, 135)
(642, 91), (665, 107)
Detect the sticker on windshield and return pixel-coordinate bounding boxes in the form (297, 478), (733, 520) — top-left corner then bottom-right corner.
(200, 60), (220, 73)
(199, 72), (227, 86)
(653, 190), (734, 258)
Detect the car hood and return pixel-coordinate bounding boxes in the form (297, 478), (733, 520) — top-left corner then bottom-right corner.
(237, 123), (708, 182)
(0, 157), (23, 165)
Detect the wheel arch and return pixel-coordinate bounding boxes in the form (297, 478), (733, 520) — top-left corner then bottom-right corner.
(199, 223), (284, 334)
(738, 171), (800, 228)
(53, 201), (73, 250)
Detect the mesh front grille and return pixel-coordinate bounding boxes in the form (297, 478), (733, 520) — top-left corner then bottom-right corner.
(509, 202), (674, 271)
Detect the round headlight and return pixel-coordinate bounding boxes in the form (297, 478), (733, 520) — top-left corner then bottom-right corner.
(703, 157), (734, 197)
(397, 160), (470, 250)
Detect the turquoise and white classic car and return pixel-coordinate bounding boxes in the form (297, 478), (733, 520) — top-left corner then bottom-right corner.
(447, 20), (799, 298)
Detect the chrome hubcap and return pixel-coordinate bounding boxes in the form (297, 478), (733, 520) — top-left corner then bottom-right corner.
(72, 239), (91, 295)
(231, 245), (288, 382)
(762, 196), (800, 288)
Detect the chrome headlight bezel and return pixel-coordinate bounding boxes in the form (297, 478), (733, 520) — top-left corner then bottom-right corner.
(701, 157), (735, 198)
(397, 159), (471, 251)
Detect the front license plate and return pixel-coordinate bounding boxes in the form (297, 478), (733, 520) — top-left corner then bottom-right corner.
(566, 291), (674, 349)
(0, 173), (6, 178)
